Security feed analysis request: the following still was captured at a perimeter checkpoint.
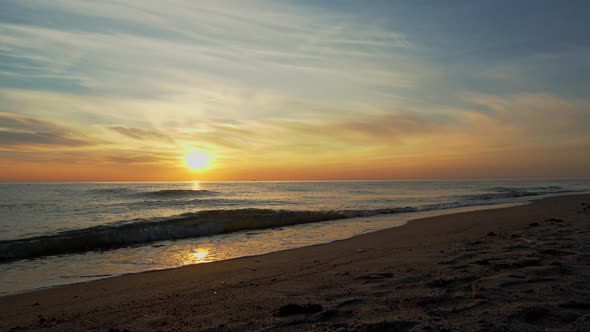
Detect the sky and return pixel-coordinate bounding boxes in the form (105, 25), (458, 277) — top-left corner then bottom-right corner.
(0, 0), (589, 181)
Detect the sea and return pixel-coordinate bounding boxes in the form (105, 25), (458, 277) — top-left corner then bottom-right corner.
(1, 179), (589, 295)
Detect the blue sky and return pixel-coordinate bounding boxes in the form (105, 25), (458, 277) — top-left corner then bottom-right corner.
(0, 0), (589, 180)
(3, 0), (588, 99)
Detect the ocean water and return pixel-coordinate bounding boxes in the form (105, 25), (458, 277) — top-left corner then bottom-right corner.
(1, 180), (589, 295)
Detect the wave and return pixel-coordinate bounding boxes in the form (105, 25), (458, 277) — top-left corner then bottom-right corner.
(0, 204), (471, 262)
(118, 198), (253, 209)
(463, 186), (572, 201)
(136, 189), (218, 198)
(87, 188), (136, 194)
(0, 209), (351, 262)
(0, 207), (427, 262)
(87, 188), (219, 199)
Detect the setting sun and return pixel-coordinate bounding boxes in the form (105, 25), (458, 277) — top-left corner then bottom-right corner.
(184, 152), (211, 171)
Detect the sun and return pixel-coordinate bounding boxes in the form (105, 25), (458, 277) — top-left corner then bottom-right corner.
(184, 152), (211, 171)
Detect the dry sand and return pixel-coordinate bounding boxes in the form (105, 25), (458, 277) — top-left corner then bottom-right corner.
(1, 194), (590, 331)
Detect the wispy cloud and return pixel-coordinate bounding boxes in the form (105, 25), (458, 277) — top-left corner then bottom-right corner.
(0, 112), (95, 149)
(0, 0), (422, 102)
(108, 126), (175, 144)
(465, 93), (590, 141)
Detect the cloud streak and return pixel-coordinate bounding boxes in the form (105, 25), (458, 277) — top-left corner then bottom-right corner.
(109, 126), (175, 144)
(0, 0), (422, 102)
(0, 112), (94, 149)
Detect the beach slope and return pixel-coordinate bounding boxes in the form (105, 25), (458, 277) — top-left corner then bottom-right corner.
(2, 194), (590, 331)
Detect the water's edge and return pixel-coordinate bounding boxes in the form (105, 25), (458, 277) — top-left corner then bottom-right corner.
(1, 199), (532, 297)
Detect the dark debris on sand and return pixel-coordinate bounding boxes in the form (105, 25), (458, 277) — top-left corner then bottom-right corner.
(276, 303), (324, 317)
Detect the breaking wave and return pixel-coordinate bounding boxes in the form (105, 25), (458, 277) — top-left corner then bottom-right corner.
(462, 186), (573, 201)
(87, 188), (136, 195)
(87, 188), (218, 198)
(136, 189), (219, 198)
(0, 208), (415, 262)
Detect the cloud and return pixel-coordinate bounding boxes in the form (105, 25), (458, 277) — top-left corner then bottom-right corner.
(108, 126), (175, 144)
(0, 0), (425, 102)
(0, 112), (94, 148)
(328, 113), (446, 140)
(104, 153), (176, 165)
(465, 93), (590, 140)
(0, 146), (179, 168)
(258, 112), (444, 148)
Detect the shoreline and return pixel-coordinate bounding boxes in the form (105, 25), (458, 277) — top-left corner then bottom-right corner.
(2, 194), (590, 331)
(1, 201), (528, 297)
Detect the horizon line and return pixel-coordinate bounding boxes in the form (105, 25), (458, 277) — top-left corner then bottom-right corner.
(1, 178), (589, 184)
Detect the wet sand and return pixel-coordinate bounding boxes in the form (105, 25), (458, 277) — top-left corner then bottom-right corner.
(1, 194), (590, 331)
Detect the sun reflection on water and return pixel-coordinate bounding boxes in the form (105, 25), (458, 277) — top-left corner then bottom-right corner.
(191, 248), (209, 261)
(192, 180), (201, 190)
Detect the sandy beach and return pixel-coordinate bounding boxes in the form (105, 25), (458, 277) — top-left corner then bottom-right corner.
(1, 194), (590, 331)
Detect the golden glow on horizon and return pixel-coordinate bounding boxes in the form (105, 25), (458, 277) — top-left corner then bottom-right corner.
(184, 152), (211, 171)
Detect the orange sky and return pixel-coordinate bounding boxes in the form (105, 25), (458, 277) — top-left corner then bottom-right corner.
(1, 2), (590, 181)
